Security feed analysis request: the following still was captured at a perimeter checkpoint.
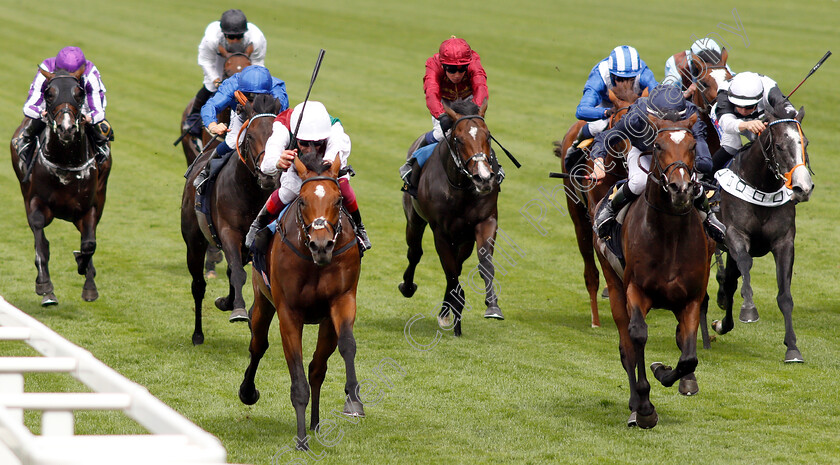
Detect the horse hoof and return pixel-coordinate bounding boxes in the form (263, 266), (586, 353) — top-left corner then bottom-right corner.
(627, 411), (638, 427)
(784, 349), (804, 363)
(192, 332), (204, 345)
(601, 287), (609, 299)
(483, 306), (504, 320)
(41, 293), (58, 307)
(82, 288), (98, 302)
(712, 320), (725, 335)
(205, 270), (217, 279)
(437, 313), (453, 329)
(215, 296), (232, 311)
(739, 305), (759, 323)
(398, 282), (417, 298)
(238, 387), (260, 405)
(679, 376), (699, 396)
(36, 281), (54, 295)
(636, 411), (658, 429)
(650, 362), (671, 380)
(342, 399), (365, 418)
(229, 308), (249, 323)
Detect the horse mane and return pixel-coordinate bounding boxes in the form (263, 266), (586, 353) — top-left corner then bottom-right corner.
(612, 80), (637, 103)
(226, 40), (248, 54)
(449, 99), (480, 116)
(251, 93), (278, 114)
(298, 150), (332, 175)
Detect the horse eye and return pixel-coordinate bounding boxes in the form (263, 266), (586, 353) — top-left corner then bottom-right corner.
(654, 143), (662, 151)
(775, 143), (783, 152)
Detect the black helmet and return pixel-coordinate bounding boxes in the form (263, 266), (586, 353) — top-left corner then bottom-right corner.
(646, 84), (688, 121)
(220, 9), (248, 35)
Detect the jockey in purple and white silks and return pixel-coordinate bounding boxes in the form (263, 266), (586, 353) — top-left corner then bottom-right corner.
(566, 45), (658, 163)
(14, 46), (112, 165)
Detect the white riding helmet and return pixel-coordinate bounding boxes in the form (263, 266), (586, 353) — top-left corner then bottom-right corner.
(291, 101), (331, 141)
(727, 72), (763, 107)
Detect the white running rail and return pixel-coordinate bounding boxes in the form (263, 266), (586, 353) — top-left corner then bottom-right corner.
(0, 296), (229, 465)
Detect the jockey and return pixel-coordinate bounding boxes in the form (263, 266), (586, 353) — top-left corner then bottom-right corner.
(711, 71), (796, 172)
(398, 36), (488, 185)
(13, 46), (111, 166)
(565, 45), (658, 165)
(589, 84), (725, 243)
(193, 65), (288, 191)
(663, 37), (734, 95)
(183, 9), (267, 136)
(247, 101), (372, 252)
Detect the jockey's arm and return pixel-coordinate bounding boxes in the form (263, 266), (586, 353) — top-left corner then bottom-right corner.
(423, 57), (445, 117)
(638, 67), (659, 94)
(22, 67), (49, 121)
(689, 111), (712, 174)
(83, 64), (107, 124)
(197, 23), (223, 90)
(244, 24), (267, 66)
(261, 121), (292, 175)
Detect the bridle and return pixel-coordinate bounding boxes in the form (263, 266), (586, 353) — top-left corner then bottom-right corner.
(648, 127), (697, 193)
(757, 118), (810, 189)
(235, 112), (275, 176)
(689, 64), (730, 111)
(44, 75), (84, 135)
(441, 115), (496, 188)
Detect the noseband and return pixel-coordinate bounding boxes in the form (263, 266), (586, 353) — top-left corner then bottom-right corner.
(45, 75), (84, 134)
(649, 127), (697, 193)
(442, 115), (496, 187)
(758, 118), (810, 189)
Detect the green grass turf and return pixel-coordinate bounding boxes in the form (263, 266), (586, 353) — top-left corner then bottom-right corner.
(1, 0), (839, 464)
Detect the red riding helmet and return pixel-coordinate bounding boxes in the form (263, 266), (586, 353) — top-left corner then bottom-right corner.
(439, 37), (472, 66)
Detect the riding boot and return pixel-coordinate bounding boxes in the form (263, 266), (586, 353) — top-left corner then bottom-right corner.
(193, 144), (226, 193)
(90, 120), (113, 165)
(246, 204), (277, 252)
(399, 158), (420, 197)
(349, 209), (372, 251)
(695, 194), (727, 244)
(184, 87), (213, 137)
(594, 182), (637, 239)
(13, 118), (47, 166)
(711, 146), (735, 173)
(564, 124), (591, 172)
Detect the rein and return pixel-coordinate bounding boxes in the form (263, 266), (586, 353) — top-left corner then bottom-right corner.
(235, 112), (275, 175)
(689, 64), (728, 111)
(441, 115), (496, 189)
(758, 118), (809, 189)
(40, 75), (94, 170)
(642, 126), (697, 216)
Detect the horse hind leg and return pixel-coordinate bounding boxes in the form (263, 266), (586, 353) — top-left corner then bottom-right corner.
(204, 244), (223, 279)
(652, 301), (701, 395)
(399, 200), (427, 298)
(308, 321), (338, 430)
(773, 243), (803, 363)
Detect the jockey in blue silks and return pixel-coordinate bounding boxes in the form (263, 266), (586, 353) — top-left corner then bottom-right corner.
(566, 45), (658, 165)
(193, 65), (288, 191)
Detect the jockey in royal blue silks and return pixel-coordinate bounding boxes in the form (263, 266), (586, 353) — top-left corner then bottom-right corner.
(588, 84), (726, 243)
(565, 45), (658, 166)
(193, 65), (288, 192)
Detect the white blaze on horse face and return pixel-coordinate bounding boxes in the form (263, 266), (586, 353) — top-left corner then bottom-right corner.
(469, 126), (478, 140)
(59, 112), (74, 132)
(314, 185), (326, 199)
(710, 69), (728, 89)
(477, 158), (492, 180)
(784, 126), (813, 189)
(669, 130), (687, 144)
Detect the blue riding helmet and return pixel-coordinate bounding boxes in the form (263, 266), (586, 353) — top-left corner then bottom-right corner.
(646, 85), (688, 121)
(608, 45), (642, 78)
(238, 66), (273, 94)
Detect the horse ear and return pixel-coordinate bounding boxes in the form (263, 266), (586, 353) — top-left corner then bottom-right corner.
(796, 106), (805, 123)
(327, 154), (342, 178)
(39, 67), (54, 81)
(293, 155), (307, 178)
(245, 43), (254, 57)
(641, 87), (650, 98)
(478, 98), (488, 118)
(720, 48), (728, 65)
(217, 44), (228, 58)
(72, 65), (86, 80)
(443, 102), (459, 121)
(686, 113), (698, 128)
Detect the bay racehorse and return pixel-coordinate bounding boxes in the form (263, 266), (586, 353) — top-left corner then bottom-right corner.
(239, 154), (363, 451)
(180, 43), (253, 278)
(399, 100), (503, 337)
(683, 50), (732, 155)
(713, 106), (813, 362)
(553, 80), (646, 327)
(596, 114), (714, 428)
(180, 93), (278, 344)
(9, 67), (111, 306)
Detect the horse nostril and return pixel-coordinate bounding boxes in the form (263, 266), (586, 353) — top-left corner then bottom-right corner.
(308, 241), (318, 251)
(326, 240), (334, 249)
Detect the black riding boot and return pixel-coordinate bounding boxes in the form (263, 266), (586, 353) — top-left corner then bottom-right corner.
(712, 146), (736, 173)
(695, 194), (727, 243)
(400, 158), (420, 197)
(90, 120), (113, 165)
(350, 209), (372, 251)
(564, 125), (589, 172)
(246, 204), (276, 252)
(594, 182), (638, 239)
(193, 145), (225, 193)
(13, 118), (47, 166)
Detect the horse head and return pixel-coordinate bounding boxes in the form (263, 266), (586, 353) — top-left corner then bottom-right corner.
(686, 49), (731, 113)
(762, 106), (813, 204)
(442, 99), (495, 195)
(218, 42), (253, 80)
(235, 93), (278, 190)
(650, 114), (698, 212)
(40, 67), (86, 146)
(608, 79), (647, 125)
(294, 154), (344, 266)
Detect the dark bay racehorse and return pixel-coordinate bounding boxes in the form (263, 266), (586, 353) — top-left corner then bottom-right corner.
(596, 114), (714, 428)
(180, 93), (278, 344)
(683, 50), (732, 155)
(553, 81), (646, 327)
(713, 106), (813, 362)
(9, 67), (111, 306)
(399, 100), (502, 336)
(180, 44), (253, 278)
(239, 155), (363, 451)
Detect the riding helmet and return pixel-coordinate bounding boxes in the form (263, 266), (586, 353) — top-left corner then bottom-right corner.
(55, 46), (86, 72)
(727, 72), (764, 107)
(220, 9), (248, 35)
(439, 37), (472, 66)
(608, 45), (642, 78)
(291, 101), (332, 141)
(238, 66), (273, 94)
(646, 85), (688, 121)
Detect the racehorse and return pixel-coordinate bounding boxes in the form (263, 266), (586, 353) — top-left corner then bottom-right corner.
(180, 93), (278, 345)
(683, 49), (732, 155)
(9, 67), (111, 306)
(596, 113), (714, 428)
(713, 106), (813, 362)
(553, 80), (646, 327)
(179, 43), (253, 279)
(238, 154), (363, 451)
(399, 99), (502, 337)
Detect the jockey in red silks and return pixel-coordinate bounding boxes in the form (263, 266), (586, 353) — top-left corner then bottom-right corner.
(14, 46), (112, 166)
(398, 36), (489, 185)
(247, 101), (371, 252)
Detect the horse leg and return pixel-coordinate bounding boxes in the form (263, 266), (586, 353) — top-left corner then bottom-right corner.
(626, 284), (656, 428)
(332, 294), (365, 419)
(239, 285), (274, 403)
(276, 307), (309, 450)
(204, 244), (223, 279)
(399, 199), (427, 298)
(74, 209), (99, 302)
(570, 200), (601, 327)
(27, 199), (57, 306)
(652, 300), (701, 395)
(308, 321), (338, 430)
(215, 266), (235, 311)
(475, 218), (504, 320)
(713, 251), (741, 335)
(433, 234), (466, 337)
(699, 293), (711, 349)
(732, 248), (759, 324)
(218, 236), (248, 322)
(772, 242), (802, 363)
(186, 235), (208, 345)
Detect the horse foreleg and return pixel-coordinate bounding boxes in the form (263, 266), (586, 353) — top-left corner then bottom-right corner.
(74, 209), (99, 302)
(714, 251), (740, 335)
(433, 233), (466, 337)
(699, 293), (711, 350)
(570, 199), (601, 327)
(652, 301), (701, 394)
(239, 283), (274, 403)
(732, 247), (759, 323)
(332, 294), (364, 420)
(186, 236), (207, 345)
(772, 241), (802, 363)
(218, 238), (248, 322)
(475, 218), (504, 320)
(277, 306), (309, 450)
(27, 198), (57, 305)
(626, 285), (656, 428)
(309, 321), (338, 431)
(399, 200), (427, 298)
